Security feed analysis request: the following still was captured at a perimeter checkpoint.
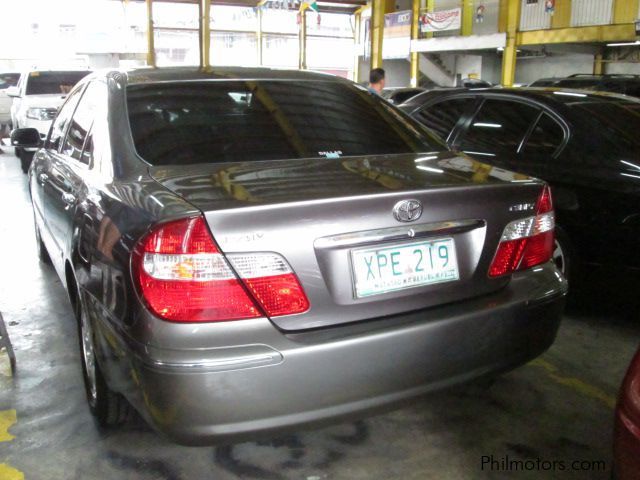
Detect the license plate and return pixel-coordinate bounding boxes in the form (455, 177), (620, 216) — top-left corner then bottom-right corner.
(351, 238), (459, 298)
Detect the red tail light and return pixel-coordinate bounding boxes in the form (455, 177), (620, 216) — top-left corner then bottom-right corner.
(488, 185), (555, 277)
(134, 216), (309, 322)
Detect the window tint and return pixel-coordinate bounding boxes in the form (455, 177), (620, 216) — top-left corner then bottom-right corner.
(624, 84), (640, 97)
(522, 113), (564, 156)
(459, 99), (540, 156)
(45, 87), (84, 151)
(25, 71), (89, 95)
(568, 98), (640, 158)
(414, 98), (471, 140)
(62, 82), (104, 163)
(126, 81), (444, 166)
(555, 79), (601, 91)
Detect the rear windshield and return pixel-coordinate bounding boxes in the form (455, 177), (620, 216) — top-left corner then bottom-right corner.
(25, 71), (90, 95)
(126, 80), (444, 166)
(0, 73), (19, 89)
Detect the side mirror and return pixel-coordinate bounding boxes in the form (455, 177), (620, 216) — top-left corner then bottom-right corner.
(6, 86), (19, 98)
(10, 128), (42, 148)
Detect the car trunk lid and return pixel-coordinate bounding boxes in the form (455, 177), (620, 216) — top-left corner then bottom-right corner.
(149, 152), (544, 330)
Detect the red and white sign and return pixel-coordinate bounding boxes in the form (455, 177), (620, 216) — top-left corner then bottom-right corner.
(420, 7), (462, 33)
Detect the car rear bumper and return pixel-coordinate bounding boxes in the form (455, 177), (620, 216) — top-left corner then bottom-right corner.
(125, 263), (567, 445)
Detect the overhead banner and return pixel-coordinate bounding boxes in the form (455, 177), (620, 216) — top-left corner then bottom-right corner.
(383, 10), (411, 58)
(420, 8), (462, 33)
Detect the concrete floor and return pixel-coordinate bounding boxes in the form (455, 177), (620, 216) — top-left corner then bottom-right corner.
(0, 149), (638, 480)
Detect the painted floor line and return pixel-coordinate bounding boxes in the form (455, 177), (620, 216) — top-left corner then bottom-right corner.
(528, 358), (617, 409)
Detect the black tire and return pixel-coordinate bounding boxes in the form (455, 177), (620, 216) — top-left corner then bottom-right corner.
(20, 151), (34, 174)
(33, 216), (51, 265)
(73, 281), (131, 427)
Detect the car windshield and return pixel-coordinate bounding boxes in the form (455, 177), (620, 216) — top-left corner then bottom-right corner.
(126, 80), (445, 166)
(0, 73), (19, 89)
(25, 71), (89, 95)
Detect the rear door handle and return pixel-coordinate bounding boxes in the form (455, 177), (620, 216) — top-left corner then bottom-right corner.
(38, 173), (48, 184)
(62, 192), (76, 207)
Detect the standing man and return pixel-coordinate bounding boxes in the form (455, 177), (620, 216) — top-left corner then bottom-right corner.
(368, 68), (386, 95)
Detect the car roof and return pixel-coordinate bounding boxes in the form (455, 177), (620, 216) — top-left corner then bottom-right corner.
(402, 86), (640, 109)
(105, 66), (347, 86)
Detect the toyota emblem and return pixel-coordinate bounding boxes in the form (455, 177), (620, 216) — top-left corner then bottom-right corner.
(393, 200), (423, 222)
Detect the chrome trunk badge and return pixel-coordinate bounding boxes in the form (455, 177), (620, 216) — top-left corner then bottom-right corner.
(393, 200), (423, 222)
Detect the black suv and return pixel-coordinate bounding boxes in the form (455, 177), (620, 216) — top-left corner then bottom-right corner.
(400, 87), (640, 281)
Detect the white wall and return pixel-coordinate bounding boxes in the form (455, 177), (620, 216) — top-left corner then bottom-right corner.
(514, 53), (595, 85)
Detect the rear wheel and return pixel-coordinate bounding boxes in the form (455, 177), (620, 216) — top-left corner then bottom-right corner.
(74, 282), (131, 426)
(553, 227), (574, 283)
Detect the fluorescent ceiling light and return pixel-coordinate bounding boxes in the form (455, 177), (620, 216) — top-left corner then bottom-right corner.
(414, 155), (438, 162)
(473, 122), (502, 128)
(417, 166), (444, 174)
(464, 151), (496, 157)
(606, 41), (640, 47)
(553, 91), (587, 98)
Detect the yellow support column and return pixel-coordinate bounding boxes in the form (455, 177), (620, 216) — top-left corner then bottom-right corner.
(257, 7), (263, 66)
(501, 0), (521, 87)
(410, 0), (420, 87)
(200, 0), (211, 69)
(145, 0), (155, 67)
(298, 5), (308, 70)
(353, 9), (363, 82)
(614, 0), (640, 24)
(425, 0), (435, 39)
(550, 0), (571, 29)
(370, 0), (385, 69)
(593, 51), (604, 75)
(461, 0), (474, 36)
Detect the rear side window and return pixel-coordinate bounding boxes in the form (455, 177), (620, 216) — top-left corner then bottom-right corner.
(62, 82), (105, 163)
(126, 80), (444, 166)
(459, 99), (540, 155)
(522, 113), (564, 156)
(45, 87), (84, 151)
(414, 98), (471, 141)
(25, 71), (89, 95)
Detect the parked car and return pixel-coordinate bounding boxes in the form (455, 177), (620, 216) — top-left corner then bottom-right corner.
(0, 72), (20, 130)
(530, 74), (640, 97)
(7, 69), (90, 172)
(613, 347), (640, 480)
(400, 87), (640, 283)
(381, 87), (426, 104)
(12, 67), (566, 445)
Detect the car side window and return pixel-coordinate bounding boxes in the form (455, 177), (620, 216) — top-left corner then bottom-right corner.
(414, 98), (471, 141)
(459, 99), (540, 156)
(45, 87), (84, 151)
(62, 82), (103, 164)
(522, 113), (564, 157)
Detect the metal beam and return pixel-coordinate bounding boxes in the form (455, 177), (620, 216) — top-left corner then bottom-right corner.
(614, 0), (640, 24)
(517, 23), (637, 45)
(410, 0), (420, 87)
(200, 0), (212, 69)
(501, 0), (520, 87)
(146, 0), (156, 67)
(370, 0), (385, 69)
(353, 9), (363, 82)
(461, 0), (474, 36)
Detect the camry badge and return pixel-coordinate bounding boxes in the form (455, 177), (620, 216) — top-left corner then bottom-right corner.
(393, 200), (423, 223)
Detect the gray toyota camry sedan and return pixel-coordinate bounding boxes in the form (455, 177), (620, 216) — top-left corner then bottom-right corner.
(11, 67), (567, 445)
